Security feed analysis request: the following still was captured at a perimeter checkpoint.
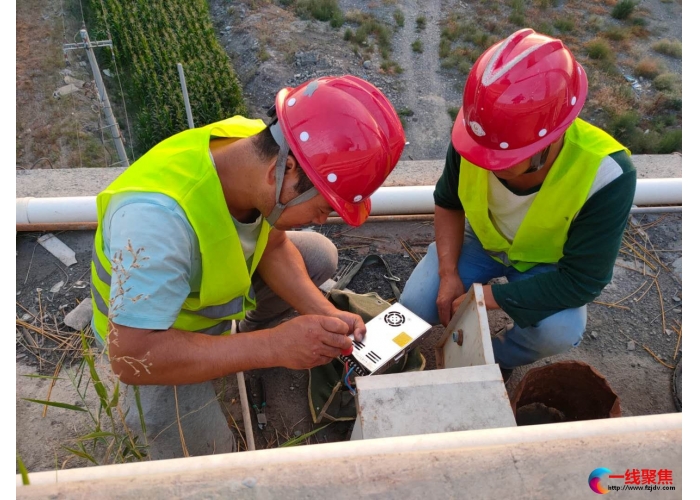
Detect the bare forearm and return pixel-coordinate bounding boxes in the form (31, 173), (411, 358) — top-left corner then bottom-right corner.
(435, 206), (465, 277)
(109, 326), (279, 386)
(256, 237), (335, 316)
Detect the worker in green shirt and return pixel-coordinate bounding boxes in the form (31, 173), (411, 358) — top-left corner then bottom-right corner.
(400, 29), (636, 375)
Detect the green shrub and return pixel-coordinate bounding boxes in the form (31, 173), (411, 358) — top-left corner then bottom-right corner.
(330, 11), (344, 28)
(658, 130), (682, 153)
(447, 106), (461, 121)
(653, 73), (680, 92)
(610, 110), (639, 133)
(509, 12), (526, 26)
(652, 39), (682, 58)
(411, 39), (423, 53)
(416, 16), (426, 31)
(380, 60), (403, 74)
(553, 17), (575, 33)
(630, 130), (661, 154)
(585, 38), (613, 60)
(441, 55), (458, 69)
(535, 22), (555, 37)
(611, 0), (636, 20)
(297, 0), (344, 26)
(393, 9), (405, 28)
(345, 13), (393, 56)
(457, 60), (472, 74)
(439, 38), (451, 58)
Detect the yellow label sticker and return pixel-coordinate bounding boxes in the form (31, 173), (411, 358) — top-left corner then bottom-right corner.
(392, 332), (412, 348)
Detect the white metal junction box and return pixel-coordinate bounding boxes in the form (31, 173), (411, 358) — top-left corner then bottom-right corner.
(353, 284), (515, 440)
(435, 283), (495, 369)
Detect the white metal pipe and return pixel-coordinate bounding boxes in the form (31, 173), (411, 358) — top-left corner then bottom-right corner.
(17, 413), (680, 487)
(15, 178), (682, 225)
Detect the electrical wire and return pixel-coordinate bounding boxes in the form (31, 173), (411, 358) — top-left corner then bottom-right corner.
(344, 366), (356, 396)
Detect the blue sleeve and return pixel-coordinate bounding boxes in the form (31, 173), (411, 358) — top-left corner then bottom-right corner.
(104, 195), (197, 330)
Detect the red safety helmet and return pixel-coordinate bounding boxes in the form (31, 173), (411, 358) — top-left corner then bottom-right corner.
(274, 75), (405, 226)
(452, 28), (588, 171)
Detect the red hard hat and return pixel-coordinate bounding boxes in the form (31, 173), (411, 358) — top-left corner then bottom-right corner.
(452, 28), (588, 171)
(275, 75), (405, 226)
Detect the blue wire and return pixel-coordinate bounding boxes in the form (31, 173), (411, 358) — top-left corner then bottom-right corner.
(344, 366), (356, 396)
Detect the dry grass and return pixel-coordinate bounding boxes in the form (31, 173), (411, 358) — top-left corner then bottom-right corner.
(653, 73), (681, 92)
(653, 39), (682, 59)
(603, 26), (630, 41)
(635, 58), (665, 79)
(588, 83), (635, 116)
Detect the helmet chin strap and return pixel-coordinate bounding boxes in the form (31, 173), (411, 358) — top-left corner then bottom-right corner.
(524, 144), (552, 174)
(265, 122), (319, 227)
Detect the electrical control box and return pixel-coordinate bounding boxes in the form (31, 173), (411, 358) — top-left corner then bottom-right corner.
(339, 303), (432, 376)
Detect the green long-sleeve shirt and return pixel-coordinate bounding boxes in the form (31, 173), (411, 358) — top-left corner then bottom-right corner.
(434, 141), (637, 328)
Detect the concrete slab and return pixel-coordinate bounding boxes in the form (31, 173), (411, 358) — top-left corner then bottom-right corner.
(356, 364), (515, 439)
(16, 155), (682, 198)
(16, 167), (127, 198)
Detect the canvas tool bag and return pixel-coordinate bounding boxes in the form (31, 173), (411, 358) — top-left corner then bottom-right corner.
(308, 255), (426, 424)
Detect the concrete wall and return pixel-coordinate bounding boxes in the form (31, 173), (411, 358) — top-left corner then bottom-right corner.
(17, 414), (681, 499)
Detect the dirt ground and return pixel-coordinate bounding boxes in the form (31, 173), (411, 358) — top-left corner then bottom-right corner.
(16, 0), (682, 168)
(16, 212), (681, 470)
(16, 0), (130, 171)
(212, 0), (682, 162)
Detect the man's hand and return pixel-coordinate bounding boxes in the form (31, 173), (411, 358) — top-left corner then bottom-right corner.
(326, 309), (366, 341)
(436, 271), (465, 327)
(451, 292), (467, 317)
(271, 315), (353, 370)
(450, 284), (501, 318)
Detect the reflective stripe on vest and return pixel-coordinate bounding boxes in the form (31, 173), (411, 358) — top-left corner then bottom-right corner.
(91, 116), (271, 341)
(91, 249), (250, 320)
(458, 119), (630, 272)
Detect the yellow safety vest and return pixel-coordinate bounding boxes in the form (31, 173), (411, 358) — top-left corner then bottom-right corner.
(458, 118), (630, 271)
(91, 116), (271, 341)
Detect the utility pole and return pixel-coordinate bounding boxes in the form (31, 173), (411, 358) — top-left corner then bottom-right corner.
(177, 63), (195, 130)
(63, 27), (129, 168)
